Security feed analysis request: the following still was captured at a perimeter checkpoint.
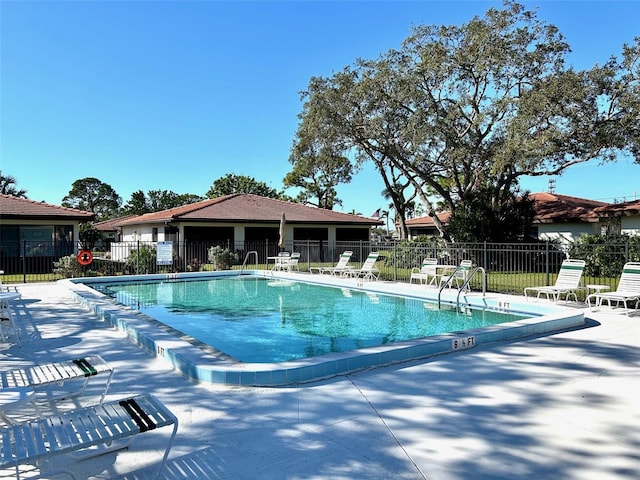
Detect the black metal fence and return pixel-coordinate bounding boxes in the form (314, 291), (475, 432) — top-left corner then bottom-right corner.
(1, 239), (639, 295)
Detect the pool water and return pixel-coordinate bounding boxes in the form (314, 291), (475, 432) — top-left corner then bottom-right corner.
(94, 276), (530, 363)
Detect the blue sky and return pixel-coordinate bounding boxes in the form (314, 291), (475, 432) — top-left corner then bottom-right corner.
(2, 1), (639, 219)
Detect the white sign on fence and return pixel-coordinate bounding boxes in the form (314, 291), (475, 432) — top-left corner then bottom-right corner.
(157, 241), (173, 265)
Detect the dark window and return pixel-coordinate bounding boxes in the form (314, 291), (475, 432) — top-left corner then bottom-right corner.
(293, 227), (328, 241)
(245, 227), (279, 242)
(184, 226), (234, 243)
(336, 228), (369, 241)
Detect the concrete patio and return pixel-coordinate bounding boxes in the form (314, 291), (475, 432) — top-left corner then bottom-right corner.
(1, 281), (638, 480)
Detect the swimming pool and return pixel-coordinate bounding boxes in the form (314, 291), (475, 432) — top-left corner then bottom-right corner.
(89, 276), (530, 363)
(64, 270), (585, 386)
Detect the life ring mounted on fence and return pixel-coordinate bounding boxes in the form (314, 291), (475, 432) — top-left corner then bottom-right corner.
(77, 250), (93, 266)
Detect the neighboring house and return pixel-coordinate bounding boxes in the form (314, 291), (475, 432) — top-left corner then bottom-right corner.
(405, 212), (451, 239)
(93, 214), (138, 243)
(110, 193), (382, 261)
(528, 192), (609, 243)
(404, 193), (611, 243)
(593, 199), (640, 236)
(0, 194), (95, 273)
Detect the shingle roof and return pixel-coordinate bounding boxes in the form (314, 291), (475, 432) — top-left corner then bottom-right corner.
(405, 212), (451, 227)
(593, 199), (640, 217)
(93, 215), (138, 231)
(114, 194), (382, 226)
(0, 194), (95, 221)
(404, 193), (612, 228)
(530, 192), (609, 224)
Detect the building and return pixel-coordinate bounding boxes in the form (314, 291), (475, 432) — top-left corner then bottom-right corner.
(528, 192), (609, 242)
(593, 199), (640, 236)
(0, 194), (94, 273)
(404, 193), (616, 243)
(109, 193), (382, 262)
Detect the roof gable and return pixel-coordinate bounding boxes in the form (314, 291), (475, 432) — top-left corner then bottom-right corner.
(0, 194), (95, 221)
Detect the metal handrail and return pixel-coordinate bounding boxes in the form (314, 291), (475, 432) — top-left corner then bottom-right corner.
(437, 264), (463, 309)
(437, 265), (486, 309)
(456, 266), (486, 309)
(239, 251), (258, 275)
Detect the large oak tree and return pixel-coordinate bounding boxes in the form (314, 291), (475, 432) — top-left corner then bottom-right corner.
(293, 1), (639, 240)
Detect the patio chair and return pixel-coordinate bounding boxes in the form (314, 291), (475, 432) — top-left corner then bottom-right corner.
(439, 260), (473, 290)
(0, 393), (178, 480)
(272, 251), (291, 271)
(410, 258), (438, 286)
(524, 259), (586, 303)
(284, 252), (301, 271)
(310, 251), (353, 276)
(0, 270), (19, 293)
(345, 252), (380, 281)
(586, 262), (640, 315)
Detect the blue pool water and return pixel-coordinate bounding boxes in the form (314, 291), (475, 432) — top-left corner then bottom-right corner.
(92, 276), (530, 363)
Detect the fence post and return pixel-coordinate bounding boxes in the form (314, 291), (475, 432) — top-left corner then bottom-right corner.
(22, 240), (27, 284)
(625, 239), (629, 262)
(545, 241), (550, 285)
(483, 241), (488, 271)
(136, 240), (140, 275)
(393, 241), (397, 281)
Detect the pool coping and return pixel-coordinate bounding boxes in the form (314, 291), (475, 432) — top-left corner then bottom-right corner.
(61, 270), (585, 387)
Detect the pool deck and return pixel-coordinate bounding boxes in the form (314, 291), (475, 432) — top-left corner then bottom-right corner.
(1, 280), (638, 479)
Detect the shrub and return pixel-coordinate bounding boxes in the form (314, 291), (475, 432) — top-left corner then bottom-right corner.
(569, 234), (640, 277)
(126, 244), (157, 274)
(188, 257), (202, 272)
(53, 254), (84, 278)
(207, 246), (239, 270)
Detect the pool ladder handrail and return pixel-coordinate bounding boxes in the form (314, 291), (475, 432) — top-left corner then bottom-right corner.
(239, 251), (258, 276)
(437, 266), (487, 310)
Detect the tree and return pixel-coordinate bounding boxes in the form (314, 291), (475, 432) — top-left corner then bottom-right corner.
(0, 171), (27, 198)
(286, 97), (355, 209)
(206, 174), (279, 199)
(121, 190), (151, 215)
(294, 1), (640, 241)
(62, 177), (122, 221)
(381, 171), (416, 240)
(122, 190), (204, 215)
(147, 190), (203, 211)
(447, 185), (536, 242)
(284, 143), (353, 209)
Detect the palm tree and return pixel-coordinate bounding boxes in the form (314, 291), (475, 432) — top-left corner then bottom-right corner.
(0, 172), (27, 198)
(381, 209), (390, 234)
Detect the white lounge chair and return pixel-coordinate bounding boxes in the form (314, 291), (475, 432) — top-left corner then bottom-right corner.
(310, 251), (353, 276)
(410, 258), (438, 286)
(587, 262), (640, 315)
(1, 356), (113, 402)
(345, 252), (380, 281)
(439, 260), (473, 290)
(524, 259), (586, 303)
(0, 393), (177, 480)
(0, 291), (21, 344)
